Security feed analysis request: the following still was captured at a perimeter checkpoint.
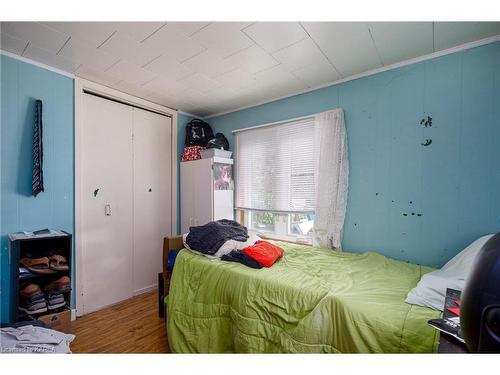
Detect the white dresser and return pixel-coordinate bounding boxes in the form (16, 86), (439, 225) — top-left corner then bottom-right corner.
(180, 156), (234, 234)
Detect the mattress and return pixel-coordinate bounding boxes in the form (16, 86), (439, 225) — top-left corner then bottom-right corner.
(167, 242), (440, 353)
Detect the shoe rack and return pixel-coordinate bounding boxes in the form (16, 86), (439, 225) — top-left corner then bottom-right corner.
(8, 230), (72, 324)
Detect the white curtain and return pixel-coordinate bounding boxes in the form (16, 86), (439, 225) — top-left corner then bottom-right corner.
(313, 108), (349, 250)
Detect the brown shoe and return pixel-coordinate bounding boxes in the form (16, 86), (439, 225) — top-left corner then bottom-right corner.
(19, 284), (47, 315)
(45, 276), (71, 294)
(19, 284), (42, 299)
(49, 255), (69, 271)
(19, 284), (44, 303)
(20, 257), (56, 275)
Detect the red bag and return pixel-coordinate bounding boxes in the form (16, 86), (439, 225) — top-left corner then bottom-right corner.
(243, 240), (284, 268)
(181, 145), (205, 162)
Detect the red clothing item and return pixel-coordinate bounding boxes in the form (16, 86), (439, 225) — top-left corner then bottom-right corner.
(243, 240), (284, 268)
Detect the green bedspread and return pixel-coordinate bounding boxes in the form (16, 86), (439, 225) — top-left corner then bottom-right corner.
(167, 242), (440, 353)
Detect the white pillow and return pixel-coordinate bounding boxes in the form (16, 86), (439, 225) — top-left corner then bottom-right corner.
(182, 231), (260, 259)
(406, 234), (494, 311)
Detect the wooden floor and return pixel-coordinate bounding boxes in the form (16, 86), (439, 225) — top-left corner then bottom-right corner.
(70, 291), (170, 353)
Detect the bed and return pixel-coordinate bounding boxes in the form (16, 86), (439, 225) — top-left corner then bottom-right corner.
(163, 237), (440, 353)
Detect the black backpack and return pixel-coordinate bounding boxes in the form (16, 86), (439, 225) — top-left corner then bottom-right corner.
(206, 133), (230, 151)
(185, 119), (214, 147)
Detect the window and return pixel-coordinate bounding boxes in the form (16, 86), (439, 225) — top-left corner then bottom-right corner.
(235, 117), (316, 243)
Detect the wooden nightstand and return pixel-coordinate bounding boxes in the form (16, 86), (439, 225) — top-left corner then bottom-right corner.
(161, 236), (184, 321)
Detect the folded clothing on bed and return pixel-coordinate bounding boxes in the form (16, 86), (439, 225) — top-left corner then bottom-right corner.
(243, 240), (284, 267)
(185, 219), (249, 256)
(183, 232), (260, 259)
(221, 250), (263, 269)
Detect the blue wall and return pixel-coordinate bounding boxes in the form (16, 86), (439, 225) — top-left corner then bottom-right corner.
(206, 42), (500, 267)
(1, 55), (74, 322)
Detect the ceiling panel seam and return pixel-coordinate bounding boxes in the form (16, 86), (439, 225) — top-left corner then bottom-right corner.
(367, 26), (384, 66)
(140, 23), (166, 43)
(298, 22), (343, 78)
(432, 22), (436, 52)
(104, 58), (121, 72)
(21, 40), (30, 55)
(187, 22), (213, 37)
(56, 36), (71, 55)
(97, 30), (117, 49)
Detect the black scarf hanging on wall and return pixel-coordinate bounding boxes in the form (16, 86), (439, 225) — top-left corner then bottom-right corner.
(32, 99), (44, 197)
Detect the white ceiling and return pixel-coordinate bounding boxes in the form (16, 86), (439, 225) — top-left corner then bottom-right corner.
(1, 22), (499, 117)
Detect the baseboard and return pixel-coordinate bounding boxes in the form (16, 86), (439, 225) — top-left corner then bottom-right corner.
(70, 287), (156, 319)
(133, 284), (157, 296)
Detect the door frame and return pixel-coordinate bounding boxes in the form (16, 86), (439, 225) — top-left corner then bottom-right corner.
(74, 78), (178, 317)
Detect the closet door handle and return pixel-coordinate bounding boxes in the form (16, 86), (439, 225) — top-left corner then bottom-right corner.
(105, 204), (112, 216)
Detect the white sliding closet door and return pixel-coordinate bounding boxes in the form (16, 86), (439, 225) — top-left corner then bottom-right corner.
(132, 108), (172, 294)
(81, 94), (134, 314)
(80, 93), (173, 315)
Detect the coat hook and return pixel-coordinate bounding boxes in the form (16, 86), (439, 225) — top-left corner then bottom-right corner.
(421, 139), (432, 146)
(425, 116), (432, 127)
(421, 116), (433, 127)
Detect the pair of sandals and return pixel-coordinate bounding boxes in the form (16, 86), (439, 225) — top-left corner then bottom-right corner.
(20, 255), (69, 275)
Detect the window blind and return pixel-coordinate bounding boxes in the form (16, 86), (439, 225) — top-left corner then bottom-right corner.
(235, 117), (315, 213)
